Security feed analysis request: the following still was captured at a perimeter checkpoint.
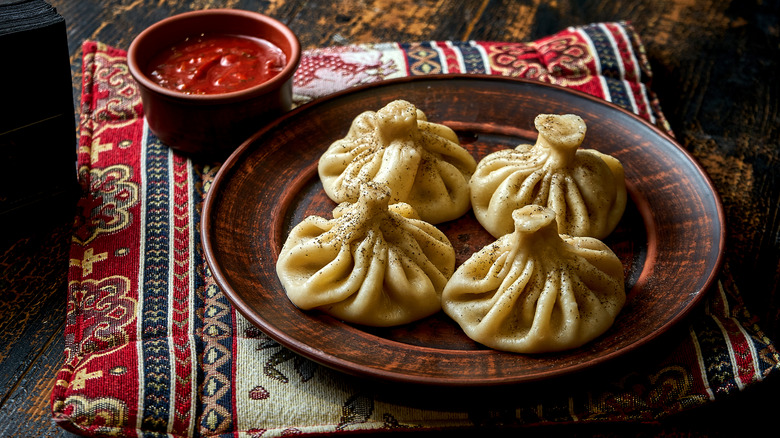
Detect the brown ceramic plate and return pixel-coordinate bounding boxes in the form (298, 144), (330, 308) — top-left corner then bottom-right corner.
(202, 75), (725, 386)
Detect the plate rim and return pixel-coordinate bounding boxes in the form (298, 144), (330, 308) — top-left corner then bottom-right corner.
(201, 74), (727, 386)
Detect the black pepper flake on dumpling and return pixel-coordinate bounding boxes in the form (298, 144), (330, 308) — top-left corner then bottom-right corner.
(470, 114), (627, 239)
(276, 181), (456, 327)
(317, 99), (477, 224)
(442, 205), (626, 353)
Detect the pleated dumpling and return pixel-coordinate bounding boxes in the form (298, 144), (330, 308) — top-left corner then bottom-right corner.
(442, 205), (625, 353)
(470, 114), (626, 238)
(276, 181), (456, 327)
(318, 99), (477, 224)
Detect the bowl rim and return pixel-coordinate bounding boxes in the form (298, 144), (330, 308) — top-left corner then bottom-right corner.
(127, 8), (301, 103)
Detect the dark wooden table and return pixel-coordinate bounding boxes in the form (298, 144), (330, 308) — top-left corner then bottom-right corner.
(1, 0), (777, 436)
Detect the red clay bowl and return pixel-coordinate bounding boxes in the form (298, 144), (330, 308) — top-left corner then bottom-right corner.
(128, 9), (301, 157)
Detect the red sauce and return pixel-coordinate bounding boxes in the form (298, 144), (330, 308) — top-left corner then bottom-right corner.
(146, 33), (286, 95)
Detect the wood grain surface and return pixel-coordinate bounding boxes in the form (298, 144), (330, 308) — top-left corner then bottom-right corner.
(2, 0), (777, 436)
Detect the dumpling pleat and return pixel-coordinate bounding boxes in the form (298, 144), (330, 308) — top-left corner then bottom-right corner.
(381, 249), (441, 318)
(406, 159), (472, 223)
(479, 170), (541, 236)
(547, 173), (568, 229)
(477, 255), (535, 336)
(373, 143), (421, 202)
(517, 169), (545, 206)
(442, 248), (513, 320)
(320, 239), (387, 322)
(418, 120), (459, 145)
(419, 128), (476, 176)
(325, 143), (383, 201)
(517, 263), (546, 332)
(562, 174), (590, 235)
(389, 224), (450, 291)
(292, 232), (378, 309)
(524, 266), (564, 346)
(548, 268), (582, 346)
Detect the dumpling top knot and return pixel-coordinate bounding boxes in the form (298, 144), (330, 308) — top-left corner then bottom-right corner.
(536, 114), (586, 146)
(375, 99), (420, 141)
(512, 204), (558, 234)
(354, 180), (392, 217)
(534, 114), (587, 167)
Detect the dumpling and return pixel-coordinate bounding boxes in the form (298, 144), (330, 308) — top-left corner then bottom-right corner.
(470, 114), (626, 238)
(442, 205), (625, 353)
(276, 181), (456, 327)
(318, 99), (477, 224)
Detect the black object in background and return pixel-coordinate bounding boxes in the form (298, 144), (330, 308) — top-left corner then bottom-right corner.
(0, 0), (78, 235)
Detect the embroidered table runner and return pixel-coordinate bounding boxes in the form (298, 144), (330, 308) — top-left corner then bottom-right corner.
(53, 22), (780, 437)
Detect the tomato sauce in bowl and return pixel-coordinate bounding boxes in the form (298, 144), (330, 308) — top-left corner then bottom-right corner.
(146, 33), (287, 95)
(127, 9), (301, 155)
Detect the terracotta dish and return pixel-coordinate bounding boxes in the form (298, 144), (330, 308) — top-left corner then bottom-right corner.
(201, 76), (725, 386)
(128, 9), (300, 156)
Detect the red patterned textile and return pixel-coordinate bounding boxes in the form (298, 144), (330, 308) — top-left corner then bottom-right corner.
(52, 23), (779, 437)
